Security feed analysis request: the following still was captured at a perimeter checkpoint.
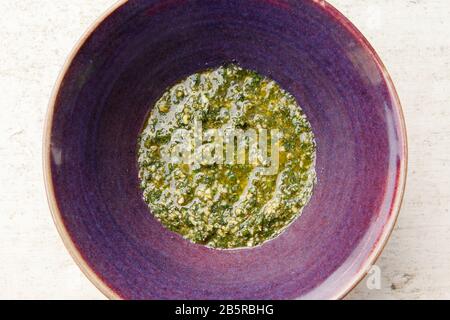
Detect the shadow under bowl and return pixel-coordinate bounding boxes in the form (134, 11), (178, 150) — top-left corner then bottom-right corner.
(44, 0), (407, 299)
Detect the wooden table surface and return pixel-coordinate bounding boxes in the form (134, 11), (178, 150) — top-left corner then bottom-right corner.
(0, 0), (449, 299)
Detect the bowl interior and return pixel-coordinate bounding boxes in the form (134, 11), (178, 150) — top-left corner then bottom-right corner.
(47, 0), (406, 299)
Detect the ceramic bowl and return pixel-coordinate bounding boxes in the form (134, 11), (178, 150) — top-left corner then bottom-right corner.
(44, 0), (407, 299)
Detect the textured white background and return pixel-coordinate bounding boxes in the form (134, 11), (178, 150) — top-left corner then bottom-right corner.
(0, 0), (449, 300)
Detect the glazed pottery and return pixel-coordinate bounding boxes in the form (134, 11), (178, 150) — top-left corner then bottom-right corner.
(44, 0), (407, 299)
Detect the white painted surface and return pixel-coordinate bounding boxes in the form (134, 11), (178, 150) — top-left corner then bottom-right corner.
(0, 0), (449, 300)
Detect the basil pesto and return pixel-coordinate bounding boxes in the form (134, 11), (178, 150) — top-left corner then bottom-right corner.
(138, 65), (316, 249)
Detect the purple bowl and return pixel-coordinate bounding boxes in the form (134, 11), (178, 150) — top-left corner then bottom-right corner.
(44, 0), (407, 299)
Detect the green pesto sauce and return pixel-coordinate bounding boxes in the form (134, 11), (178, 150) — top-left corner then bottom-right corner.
(138, 65), (316, 249)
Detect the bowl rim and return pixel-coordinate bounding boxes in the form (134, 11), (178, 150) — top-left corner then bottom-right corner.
(43, 0), (408, 300)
